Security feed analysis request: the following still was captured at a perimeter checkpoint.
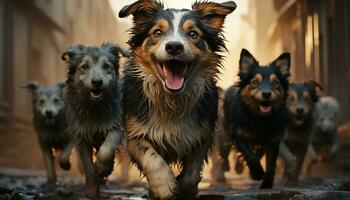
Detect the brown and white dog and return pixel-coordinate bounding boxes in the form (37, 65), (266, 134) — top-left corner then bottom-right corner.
(119, 1), (236, 199)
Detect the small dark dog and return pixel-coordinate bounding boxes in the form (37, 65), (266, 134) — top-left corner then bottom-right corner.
(224, 49), (291, 188)
(119, 0), (236, 199)
(61, 43), (127, 198)
(308, 96), (340, 171)
(280, 81), (322, 184)
(23, 81), (73, 189)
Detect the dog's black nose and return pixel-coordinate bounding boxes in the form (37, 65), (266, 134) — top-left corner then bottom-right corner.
(91, 79), (103, 87)
(45, 110), (53, 117)
(296, 108), (304, 115)
(165, 42), (184, 56)
(262, 91), (272, 99)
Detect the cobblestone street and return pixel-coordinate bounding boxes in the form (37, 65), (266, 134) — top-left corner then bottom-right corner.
(1, 167), (350, 200)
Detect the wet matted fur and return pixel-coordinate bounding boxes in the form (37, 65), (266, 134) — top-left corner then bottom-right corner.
(280, 81), (322, 184)
(62, 43), (127, 198)
(224, 49), (291, 188)
(23, 81), (73, 189)
(119, 0), (236, 199)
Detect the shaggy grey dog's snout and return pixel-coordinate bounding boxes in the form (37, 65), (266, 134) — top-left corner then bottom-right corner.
(92, 79), (103, 88)
(45, 110), (53, 118)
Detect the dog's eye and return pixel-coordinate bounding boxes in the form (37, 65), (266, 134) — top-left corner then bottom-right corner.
(188, 30), (198, 39)
(81, 64), (89, 70)
(272, 80), (279, 87)
(103, 64), (111, 71)
(39, 99), (45, 105)
(153, 29), (163, 38)
(53, 98), (60, 104)
(288, 96), (295, 102)
(251, 79), (258, 87)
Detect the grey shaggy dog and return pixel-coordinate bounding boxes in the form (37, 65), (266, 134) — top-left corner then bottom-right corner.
(61, 43), (128, 198)
(308, 96), (340, 171)
(23, 81), (73, 190)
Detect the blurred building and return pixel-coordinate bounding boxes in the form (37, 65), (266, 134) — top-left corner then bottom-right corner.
(257, 0), (350, 121)
(0, 0), (129, 133)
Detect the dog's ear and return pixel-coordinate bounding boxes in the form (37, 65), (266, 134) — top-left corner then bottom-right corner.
(272, 52), (291, 78)
(102, 43), (130, 75)
(192, 1), (236, 30)
(239, 49), (257, 74)
(22, 81), (39, 94)
(119, 0), (163, 24)
(305, 80), (323, 102)
(61, 44), (85, 62)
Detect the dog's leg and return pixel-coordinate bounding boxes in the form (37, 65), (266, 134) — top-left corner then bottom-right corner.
(211, 139), (226, 183)
(59, 142), (74, 171)
(294, 144), (308, 181)
(234, 136), (265, 180)
(95, 129), (123, 177)
(328, 130), (339, 162)
(177, 142), (211, 200)
(77, 141), (99, 199)
(261, 142), (279, 188)
(307, 144), (317, 173)
(40, 144), (57, 189)
(128, 139), (177, 200)
(279, 142), (297, 179)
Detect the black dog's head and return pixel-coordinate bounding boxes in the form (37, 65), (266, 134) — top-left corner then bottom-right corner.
(23, 81), (66, 123)
(61, 43), (129, 101)
(119, 0), (236, 94)
(287, 81), (322, 126)
(237, 49), (291, 116)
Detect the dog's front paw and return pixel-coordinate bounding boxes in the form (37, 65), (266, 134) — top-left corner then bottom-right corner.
(247, 158), (265, 180)
(84, 184), (100, 199)
(95, 158), (114, 177)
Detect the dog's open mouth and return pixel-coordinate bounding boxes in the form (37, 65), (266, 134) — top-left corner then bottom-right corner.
(90, 89), (103, 100)
(154, 60), (192, 93)
(259, 101), (272, 114)
(293, 115), (304, 125)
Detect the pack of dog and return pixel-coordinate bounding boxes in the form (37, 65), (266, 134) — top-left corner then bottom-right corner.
(223, 49), (291, 188)
(280, 81), (322, 184)
(23, 81), (73, 190)
(22, 0), (345, 198)
(61, 43), (128, 198)
(118, 0), (235, 199)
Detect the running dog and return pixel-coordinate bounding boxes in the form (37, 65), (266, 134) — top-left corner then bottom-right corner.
(23, 81), (73, 190)
(224, 49), (291, 188)
(119, 0), (236, 199)
(280, 81), (322, 184)
(308, 96), (340, 171)
(61, 43), (127, 198)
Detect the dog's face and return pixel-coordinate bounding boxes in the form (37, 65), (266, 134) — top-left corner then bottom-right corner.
(119, 0), (236, 93)
(315, 98), (339, 133)
(23, 81), (65, 122)
(62, 43), (129, 101)
(287, 81), (322, 126)
(237, 49), (291, 116)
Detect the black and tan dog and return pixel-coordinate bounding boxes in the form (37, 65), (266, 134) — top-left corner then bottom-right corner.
(224, 49), (291, 188)
(23, 81), (73, 190)
(280, 81), (322, 184)
(119, 0), (236, 199)
(62, 43), (127, 198)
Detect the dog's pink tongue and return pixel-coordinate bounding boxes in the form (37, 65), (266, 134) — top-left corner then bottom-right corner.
(260, 105), (272, 113)
(164, 67), (184, 91)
